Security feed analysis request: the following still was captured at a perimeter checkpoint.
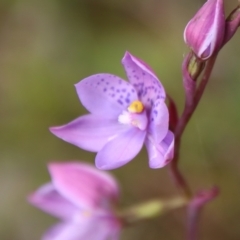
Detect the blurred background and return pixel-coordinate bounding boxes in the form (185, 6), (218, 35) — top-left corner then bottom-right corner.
(0, 0), (240, 239)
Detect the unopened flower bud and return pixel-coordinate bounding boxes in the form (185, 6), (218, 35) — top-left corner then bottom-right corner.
(182, 52), (205, 106)
(223, 3), (240, 45)
(184, 0), (225, 60)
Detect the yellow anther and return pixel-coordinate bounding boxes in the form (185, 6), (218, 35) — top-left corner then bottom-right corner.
(128, 100), (144, 113)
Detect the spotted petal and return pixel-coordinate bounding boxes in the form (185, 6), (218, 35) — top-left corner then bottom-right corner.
(28, 183), (77, 220)
(145, 130), (174, 168)
(96, 127), (146, 170)
(48, 162), (119, 210)
(75, 74), (138, 118)
(50, 114), (129, 152)
(122, 52), (166, 108)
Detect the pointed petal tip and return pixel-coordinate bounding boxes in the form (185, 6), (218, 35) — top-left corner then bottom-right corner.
(149, 157), (173, 169)
(47, 162), (60, 173)
(124, 51), (130, 56)
(122, 51), (132, 62)
(95, 162), (120, 171)
(95, 159), (116, 170)
(47, 162), (70, 182)
(49, 126), (61, 135)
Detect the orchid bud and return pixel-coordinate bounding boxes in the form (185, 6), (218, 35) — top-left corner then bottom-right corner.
(223, 4), (240, 45)
(184, 0), (225, 60)
(182, 52), (205, 106)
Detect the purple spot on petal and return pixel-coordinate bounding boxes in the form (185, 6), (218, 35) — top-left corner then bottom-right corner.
(134, 75), (140, 80)
(101, 78), (105, 81)
(117, 99), (123, 105)
(153, 110), (158, 115)
(111, 94), (115, 97)
(103, 88), (107, 92)
(121, 88), (126, 92)
(125, 98), (130, 103)
(116, 89), (120, 93)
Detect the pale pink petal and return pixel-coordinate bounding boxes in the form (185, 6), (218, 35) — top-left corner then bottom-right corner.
(96, 127), (146, 170)
(121, 52), (166, 108)
(75, 74), (138, 117)
(43, 222), (82, 240)
(145, 130), (174, 168)
(28, 183), (77, 220)
(148, 99), (169, 143)
(43, 216), (120, 240)
(50, 114), (129, 152)
(48, 162), (119, 210)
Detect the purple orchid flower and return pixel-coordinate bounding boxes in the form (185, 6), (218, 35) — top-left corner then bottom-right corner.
(28, 162), (121, 240)
(50, 52), (174, 170)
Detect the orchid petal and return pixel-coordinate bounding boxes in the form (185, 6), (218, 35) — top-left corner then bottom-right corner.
(148, 99), (169, 143)
(48, 162), (119, 210)
(145, 130), (174, 168)
(75, 74), (138, 117)
(43, 216), (120, 240)
(96, 127), (146, 170)
(28, 183), (77, 220)
(42, 220), (87, 240)
(50, 114), (128, 152)
(122, 52), (166, 108)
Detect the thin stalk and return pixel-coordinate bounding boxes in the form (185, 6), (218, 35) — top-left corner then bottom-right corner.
(169, 54), (218, 198)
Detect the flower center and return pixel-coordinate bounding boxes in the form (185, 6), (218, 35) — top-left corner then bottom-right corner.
(82, 210), (92, 218)
(118, 100), (147, 130)
(127, 100), (144, 113)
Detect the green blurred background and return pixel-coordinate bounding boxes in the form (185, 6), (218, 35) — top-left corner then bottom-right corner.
(0, 0), (240, 239)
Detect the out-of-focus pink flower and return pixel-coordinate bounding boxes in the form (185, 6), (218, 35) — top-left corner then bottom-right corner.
(50, 52), (174, 170)
(184, 0), (225, 60)
(28, 162), (121, 240)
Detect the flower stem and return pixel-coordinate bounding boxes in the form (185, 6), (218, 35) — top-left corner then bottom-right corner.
(118, 196), (188, 225)
(169, 54), (218, 198)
